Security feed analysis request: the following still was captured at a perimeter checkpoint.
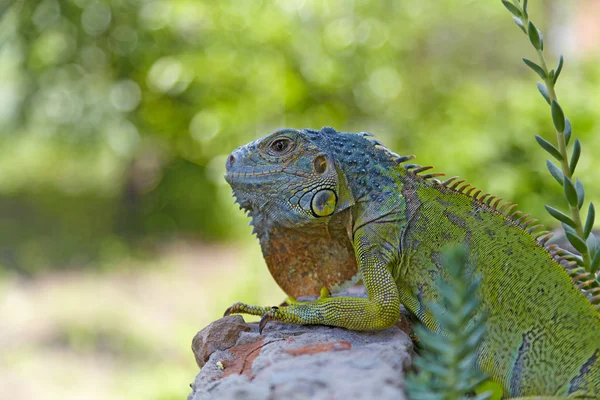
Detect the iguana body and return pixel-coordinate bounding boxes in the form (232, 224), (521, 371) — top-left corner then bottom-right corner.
(224, 127), (600, 398)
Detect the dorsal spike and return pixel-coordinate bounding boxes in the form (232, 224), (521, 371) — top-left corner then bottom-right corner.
(485, 196), (496, 207)
(421, 173), (446, 180)
(412, 165), (434, 174)
(441, 176), (459, 186)
(359, 131), (374, 137)
(589, 295), (600, 304)
(450, 179), (466, 190)
(404, 163), (419, 170)
(456, 183), (470, 193)
(578, 279), (596, 290)
(479, 193), (491, 203)
(511, 210), (524, 220)
(523, 218), (539, 228)
(395, 155), (416, 164)
(565, 261), (580, 269)
(539, 232), (555, 245)
(472, 189), (482, 199)
(516, 213), (531, 224)
(491, 197), (503, 210)
(504, 203), (519, 216)
(527, 224), (544, 233)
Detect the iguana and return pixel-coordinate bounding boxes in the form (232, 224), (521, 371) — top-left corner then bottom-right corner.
(223, 126), (600, 398)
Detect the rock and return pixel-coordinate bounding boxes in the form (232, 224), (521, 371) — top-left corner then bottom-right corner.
(191, 315), (252, 368)
(188, 319), (414, 400)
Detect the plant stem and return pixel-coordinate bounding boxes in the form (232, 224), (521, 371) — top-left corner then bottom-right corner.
(533, 52), (592, 269)
(514, 0), (593, 271)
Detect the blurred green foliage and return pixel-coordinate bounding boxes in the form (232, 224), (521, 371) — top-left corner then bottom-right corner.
(0, 0), (598, 273)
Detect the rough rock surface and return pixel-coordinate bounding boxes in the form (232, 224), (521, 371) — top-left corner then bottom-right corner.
(191, 315), (252, 368)
(188, 314), (414, 400)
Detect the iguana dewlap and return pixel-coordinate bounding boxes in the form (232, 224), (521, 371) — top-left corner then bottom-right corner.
(223, 127), (600, 398)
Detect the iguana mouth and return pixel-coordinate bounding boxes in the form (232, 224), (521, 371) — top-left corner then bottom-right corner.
(224, 168), (284, 184)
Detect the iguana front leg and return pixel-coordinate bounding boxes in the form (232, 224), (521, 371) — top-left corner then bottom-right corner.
(224, 225), (401, 332)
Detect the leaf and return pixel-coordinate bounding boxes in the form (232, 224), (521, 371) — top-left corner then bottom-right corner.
(566, 231), (588, 254)
(502, 0), (522, 17)
(562, 222), (577, 236)
(575, 178), (584, 209)
(512, 16), (527, 34)
(527, 21), (543, 50)
(554, 55), (564, 84)
(584, 203), (595, 239)
(545, 205), (576, 228)
(564, 118), (572, 145)
(586, 234), (597, 257)
(570, 138), (581, 175)
(548, 69), (555, 82)
(563, 176), (579, 208)
(522, 0), (529, 17)
(591, 246), (600, 274)
(523, 58), (546, 80)
(551, 100), (566, 133)
(535, 134), (562, 160)
(536, 82), (551, 105)
(546, 160), (564, 185)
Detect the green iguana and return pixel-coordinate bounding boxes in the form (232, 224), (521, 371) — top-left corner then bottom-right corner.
(223, 127), (600, 398)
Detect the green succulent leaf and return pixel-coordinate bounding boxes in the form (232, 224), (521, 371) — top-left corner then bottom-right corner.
(566, 231), (588, 254)
(551, 100), (566, 133)
(564, 118), (572, 145)
(563, 176), (579, 208)
(550, 100), (565, 132)
(527, 21), (543, 50)
(554, 55), (564, 84)
(584, 203), (595, 239)
(575, 178), (584, 210)
(522, 0), (529, 17)
(522, 58), (546, 80)
(586, 228), (597, 256)
(546, 160), (564, 185)
(570, 138), (581, 175)
(536, 82), (551, 105)
(545, 205), (577, 228)
(502, 0), (522, 17)
(591, 247), (600, 274)
(562, 223), (577, 236)
(535, 134), (562, 160)
(512, 16), (527, 34)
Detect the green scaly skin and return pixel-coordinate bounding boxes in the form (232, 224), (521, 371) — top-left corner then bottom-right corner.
(223, 127), (600, 398)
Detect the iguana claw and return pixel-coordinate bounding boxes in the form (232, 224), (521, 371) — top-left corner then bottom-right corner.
(258, 306), (279, 334)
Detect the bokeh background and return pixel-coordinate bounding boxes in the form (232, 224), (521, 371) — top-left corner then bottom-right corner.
(1, 0), (599, 399)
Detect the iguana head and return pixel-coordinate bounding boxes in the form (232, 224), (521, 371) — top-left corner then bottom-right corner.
(225, 127), (402, 297)
(225, 127), (344, 229)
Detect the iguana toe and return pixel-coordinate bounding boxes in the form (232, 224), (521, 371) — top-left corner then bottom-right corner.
(282, 295), (298, 305)
(223, 302), (271, 317)
(319, 287), (331, 299)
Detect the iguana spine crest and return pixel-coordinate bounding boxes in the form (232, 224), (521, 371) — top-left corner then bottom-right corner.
(391, 150), (600, 307)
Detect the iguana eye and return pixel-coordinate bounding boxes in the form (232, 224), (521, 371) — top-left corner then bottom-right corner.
(269, 138), (292, 155)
